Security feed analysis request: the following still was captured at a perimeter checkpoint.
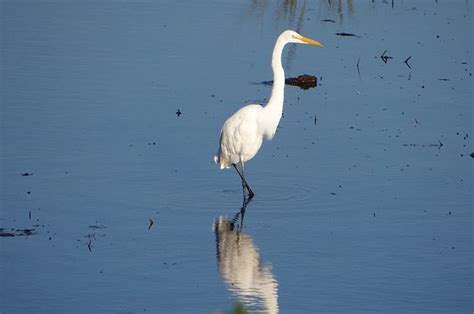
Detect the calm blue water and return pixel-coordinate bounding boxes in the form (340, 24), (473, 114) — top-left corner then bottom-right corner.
(1, 1), (472, 313)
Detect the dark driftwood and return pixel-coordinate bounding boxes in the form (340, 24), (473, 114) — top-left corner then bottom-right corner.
(261, 74), (318, 90)
(285, 74), (318, 90)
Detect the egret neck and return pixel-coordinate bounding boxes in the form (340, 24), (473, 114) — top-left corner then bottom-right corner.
(261, 34), (287, 140)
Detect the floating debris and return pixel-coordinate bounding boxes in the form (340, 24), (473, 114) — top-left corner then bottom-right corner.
(402, 141), (443, 149)
(470, 152), (474, 158)
(380, 50), (393, 64)
(335, 32), (361, 38)
(428, 140), (444, 149)
(21, 172), (33, 176)
(81, 224), (107, 252)
(357, 57), (361, 80)
(404, 56), (412, 69)
(148, 218), (154, 230)
(321, 19), (336, 23)
(0, 228), (36, 237)
(88, 224), (107, 229)
(260, 74), (317, 90)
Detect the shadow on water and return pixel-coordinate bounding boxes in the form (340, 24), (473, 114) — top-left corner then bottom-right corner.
(245, 0), (355, 85)
(214, 202), (279, 314)
(246, 0), (354, 29)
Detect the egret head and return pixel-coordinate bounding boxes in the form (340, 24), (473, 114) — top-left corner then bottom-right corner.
(282, 30), (324, 47)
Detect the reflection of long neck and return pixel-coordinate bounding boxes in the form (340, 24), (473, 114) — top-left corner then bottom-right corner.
(262, 36), (287, 140)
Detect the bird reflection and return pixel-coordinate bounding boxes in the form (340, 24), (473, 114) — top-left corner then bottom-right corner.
(214, 206), (279, 313)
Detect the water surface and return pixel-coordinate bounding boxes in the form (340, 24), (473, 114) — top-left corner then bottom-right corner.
(1, 0), (472, 313)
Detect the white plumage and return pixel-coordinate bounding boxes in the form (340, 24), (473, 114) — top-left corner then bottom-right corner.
(214, 30), (323, 199)
(215, 104), (264, 169)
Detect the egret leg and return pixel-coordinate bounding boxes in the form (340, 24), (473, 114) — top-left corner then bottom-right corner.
(240, 162), (255, 199)
(238, 166), (246, 202)
(241, 180), (246, 203)
(232, 163), (254, 199)
(232, 164), (247, 198)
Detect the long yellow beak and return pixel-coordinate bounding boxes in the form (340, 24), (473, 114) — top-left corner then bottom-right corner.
(300, 35), (324, 47)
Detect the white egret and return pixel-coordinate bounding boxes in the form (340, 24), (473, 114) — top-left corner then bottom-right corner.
(214, 30), (323, 199)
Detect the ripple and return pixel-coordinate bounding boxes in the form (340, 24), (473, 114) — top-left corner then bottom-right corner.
(158, 174), (234, 209)
(158, 170), (318, 211)
(254, 179), (316, 208)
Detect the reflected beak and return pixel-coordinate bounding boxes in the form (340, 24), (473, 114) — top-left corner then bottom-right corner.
(300, 35), (324, 47)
